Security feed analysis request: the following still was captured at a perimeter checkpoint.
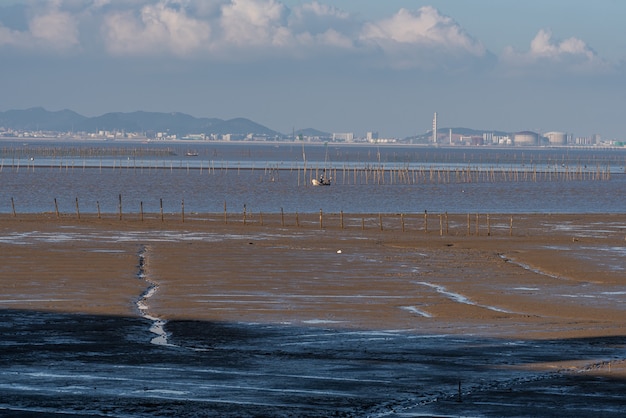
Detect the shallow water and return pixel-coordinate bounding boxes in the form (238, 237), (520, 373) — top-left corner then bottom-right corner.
(1, 142), (625, 214)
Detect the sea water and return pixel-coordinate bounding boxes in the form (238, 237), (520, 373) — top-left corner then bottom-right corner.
(1, 142), (624, 214)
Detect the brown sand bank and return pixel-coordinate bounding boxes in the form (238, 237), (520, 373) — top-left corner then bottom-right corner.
(1, 212), (624, 342)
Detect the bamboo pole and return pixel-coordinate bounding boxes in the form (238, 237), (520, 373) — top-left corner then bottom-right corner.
(11, 197), (16, 217)
(439, 214), (443, 236)
(160, 198), (164, 222)
(476, 213), (479, 236)
(140, 201), (144, 222)
(118, 194), (123, 221)
(54, 198), (59, 218)
(75, 197), (80, 220)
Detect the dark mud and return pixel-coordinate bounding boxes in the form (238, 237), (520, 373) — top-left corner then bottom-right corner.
(1, 309), (625, 417)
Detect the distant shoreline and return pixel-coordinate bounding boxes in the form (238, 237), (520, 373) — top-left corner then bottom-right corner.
(2, 136), (625, 151)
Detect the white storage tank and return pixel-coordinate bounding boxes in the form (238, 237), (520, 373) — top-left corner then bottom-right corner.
(513, 131), (539, 146)
(544, 131), (567, 145)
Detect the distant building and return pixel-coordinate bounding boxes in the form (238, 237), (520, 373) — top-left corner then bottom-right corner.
(332, 132), (354, 142)
(544, 131), (567, 146)
(366, 132), (379, 142)
(513, 131), (539, 146)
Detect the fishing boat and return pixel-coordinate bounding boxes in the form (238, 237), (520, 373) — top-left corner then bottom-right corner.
(185, 151), (199, 157)
(311, 142), (331, 186)
(312, 175), (331, 186)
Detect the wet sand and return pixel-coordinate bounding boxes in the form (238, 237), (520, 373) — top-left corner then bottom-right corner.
(1, 212), (625, 416)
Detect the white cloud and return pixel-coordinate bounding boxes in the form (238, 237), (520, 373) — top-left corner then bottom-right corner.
(102, 2), (211, 56)
(0, 6), (79, 51)
(358, 6), (486, 69)
(501, 29), (610, 75)
(0, 1), (499, 71)
(219, 0), (287, 47)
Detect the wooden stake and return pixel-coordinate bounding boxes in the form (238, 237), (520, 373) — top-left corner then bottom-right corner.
(181, 199), (185, 223)
(476, 213), (479, 236)
(97, 201), (101, 219)
(54, 198), (59, 218)
(140, 201), (144, 222)
(439, 214), (443, 236)
(75, 197), (80, 220)
(11, 197), (16, 217)
(319, 209), (323, 229)
(118, 194), (122, 221)
(160, 198), (164, 222)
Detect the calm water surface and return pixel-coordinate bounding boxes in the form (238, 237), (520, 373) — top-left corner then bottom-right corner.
(1, 142), (625, 214)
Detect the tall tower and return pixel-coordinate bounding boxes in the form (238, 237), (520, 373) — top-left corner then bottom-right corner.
(432, 112), (438, 144)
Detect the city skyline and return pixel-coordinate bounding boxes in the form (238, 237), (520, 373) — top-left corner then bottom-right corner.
(1, 1), (625, 139)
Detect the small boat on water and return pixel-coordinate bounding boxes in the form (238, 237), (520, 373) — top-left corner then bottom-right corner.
(185, 151), (199, 157)
(312, 175), (331, 186)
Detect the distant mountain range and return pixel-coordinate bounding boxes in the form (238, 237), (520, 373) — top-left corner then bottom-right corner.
(0, 107), (512, 140)
(0, 107), (283, 137)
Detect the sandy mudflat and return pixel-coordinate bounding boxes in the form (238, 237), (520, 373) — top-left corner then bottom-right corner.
(1, 212), (624, 339)
(1, 212), (626, 416)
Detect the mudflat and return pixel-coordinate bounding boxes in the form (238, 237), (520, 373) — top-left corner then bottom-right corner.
(2, 212), (624, 339)
(1, 212), (625, 416)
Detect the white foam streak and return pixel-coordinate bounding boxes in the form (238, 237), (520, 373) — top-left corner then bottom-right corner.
(415, 281), (510, 313)
(401, 306), (433, 318)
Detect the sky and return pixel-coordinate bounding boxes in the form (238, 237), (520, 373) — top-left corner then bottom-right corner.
(1, 0), (625, 139)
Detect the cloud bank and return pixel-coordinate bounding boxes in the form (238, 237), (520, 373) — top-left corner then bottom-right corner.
(0, 0), (613, 75)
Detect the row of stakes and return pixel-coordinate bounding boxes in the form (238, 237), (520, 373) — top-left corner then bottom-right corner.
(7, 196), (514, 236)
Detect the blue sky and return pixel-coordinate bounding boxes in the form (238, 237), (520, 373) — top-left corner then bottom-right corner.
(1, 0), (625, 139)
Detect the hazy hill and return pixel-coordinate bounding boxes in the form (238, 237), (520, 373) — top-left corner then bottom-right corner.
(0, 107), (87, 131)
(295, 128), (331, 138)
(0, 108), (281, 137)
